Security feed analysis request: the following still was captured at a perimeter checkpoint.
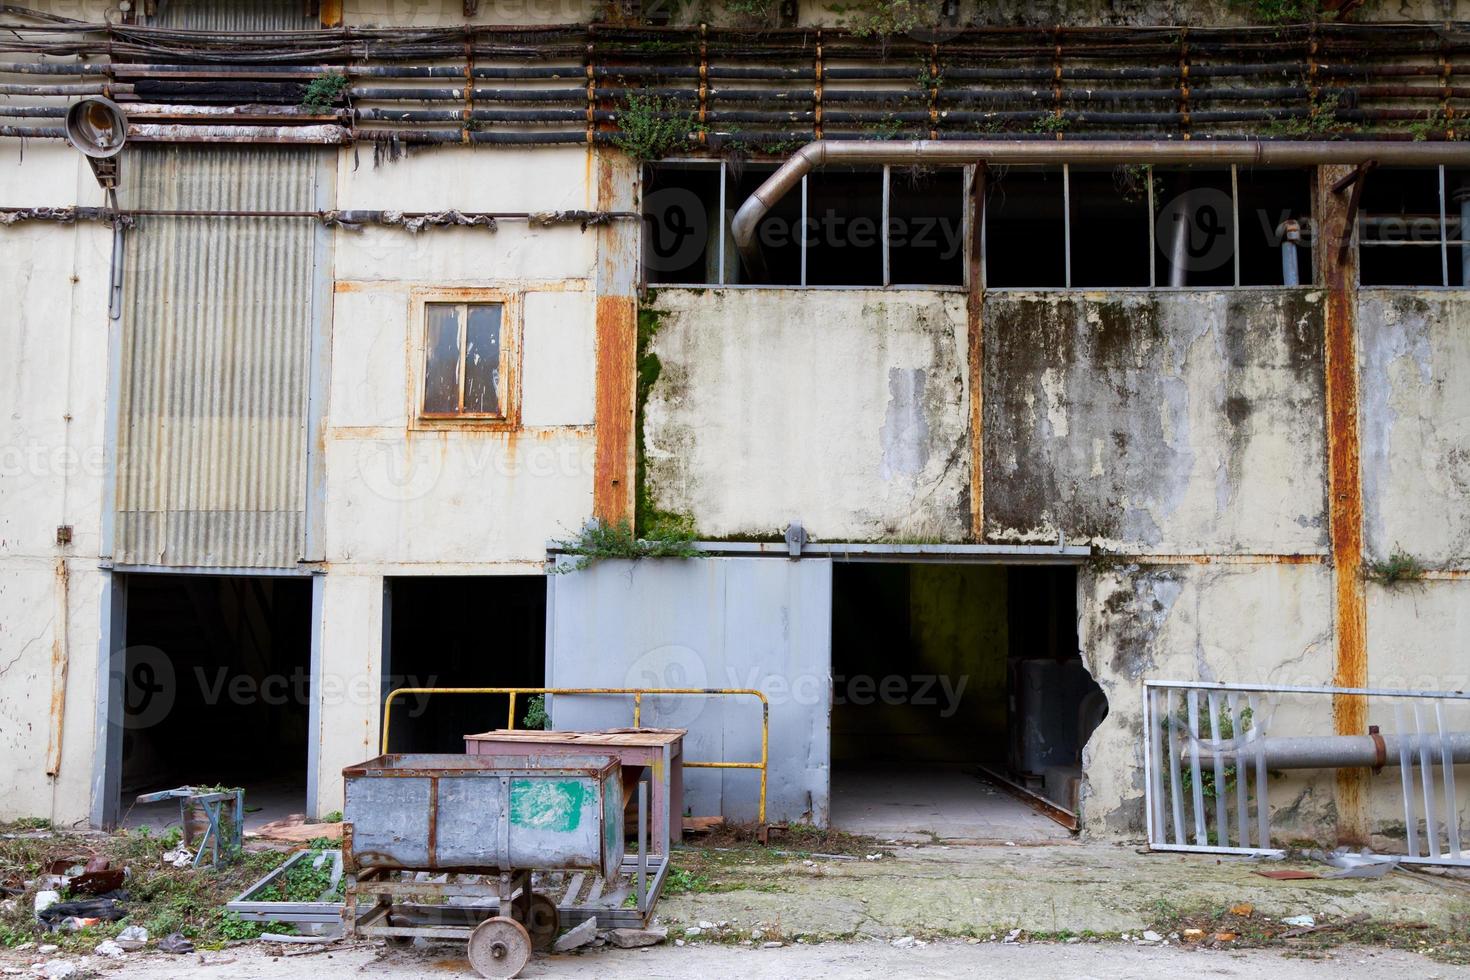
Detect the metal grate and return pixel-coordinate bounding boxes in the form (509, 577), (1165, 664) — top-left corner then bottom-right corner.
(1144, 680), (1470, 866)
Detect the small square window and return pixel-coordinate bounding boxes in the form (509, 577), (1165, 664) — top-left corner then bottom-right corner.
(421, 301), (509, 419)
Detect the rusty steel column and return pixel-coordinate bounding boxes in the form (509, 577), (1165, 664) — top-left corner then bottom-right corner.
(592, 149), (638, 524)
(1318, 163), (1369, 844)
(967, 165), (987, 541)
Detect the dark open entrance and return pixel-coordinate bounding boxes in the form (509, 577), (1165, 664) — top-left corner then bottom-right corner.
(382, 576), (547, 753)
(829, 562), (1105, 839)
(121, 573), (312, 830)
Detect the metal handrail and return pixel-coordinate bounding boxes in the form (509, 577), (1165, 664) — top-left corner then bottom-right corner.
(380, 686), (771, 823)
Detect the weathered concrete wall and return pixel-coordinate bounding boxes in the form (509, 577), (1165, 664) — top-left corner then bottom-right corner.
(643, 288), (971, 541)
(1077, 562), (1337, 838)
(313, 145), (632, 813)
(324, 145), (605, 571)
(985, 291), (1328, 554)
(1359, 291), (1470, 567)
(0, 139), (113, 825)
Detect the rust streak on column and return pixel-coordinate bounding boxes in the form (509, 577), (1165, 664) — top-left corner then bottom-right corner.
(592, 150), (636, 524)
(1319, 163), (1368, 845)
(967, 164), (987, 541)
(594, 293), (636, 523)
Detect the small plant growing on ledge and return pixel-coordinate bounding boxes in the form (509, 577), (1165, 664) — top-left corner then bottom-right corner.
(1365, 547), (1428, 588)
(301, 71), (348, 111)
(522, 694), (549, 730)
(612, 93), (697, 162)
(552, 517), (702, 572)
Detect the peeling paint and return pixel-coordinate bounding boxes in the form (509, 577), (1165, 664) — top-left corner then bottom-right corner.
(879, 368), (931, 482)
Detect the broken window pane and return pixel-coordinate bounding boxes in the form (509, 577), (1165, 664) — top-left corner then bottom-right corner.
(729, 163), (804, 286)
(1236, 168), (1313, 286)
(423, 303), (462, 414)
(643, 164), (721, 285)
(1153, 168), (1235, 288)
(463, 305), (503, 415)
(1360, 167), (1443, 287)
(1447, 168), (1470, 287)
(805, 167), (884, 286)
(889, 166), (965, 287)
(1068, 166), (1150, 289)
(984, 167), (1066, 288)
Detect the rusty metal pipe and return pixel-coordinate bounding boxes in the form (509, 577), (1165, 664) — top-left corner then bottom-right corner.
(730, 139), (1470, 277)
(1185, 732), (1470, 770)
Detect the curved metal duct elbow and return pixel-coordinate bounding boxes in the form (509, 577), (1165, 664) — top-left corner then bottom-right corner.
(729, 138), (1470, 281)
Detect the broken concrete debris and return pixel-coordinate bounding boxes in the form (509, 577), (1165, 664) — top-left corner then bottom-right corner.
(553, 917), (598, 952)
(604, 927), (668, 949)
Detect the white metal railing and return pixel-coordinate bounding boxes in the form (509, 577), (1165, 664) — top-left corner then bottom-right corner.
(1143, 680), (1470, 867)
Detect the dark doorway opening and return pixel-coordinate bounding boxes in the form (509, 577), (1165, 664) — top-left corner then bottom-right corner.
(121, 573), (312, 830)
(383, 576), (547, 753)
(829, 563), (1105, 839)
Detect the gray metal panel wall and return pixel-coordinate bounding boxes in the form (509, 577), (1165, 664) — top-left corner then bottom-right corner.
(547, 557), (833, 825)
(151, 0), (315, 30)
(114, 146), (321, 568)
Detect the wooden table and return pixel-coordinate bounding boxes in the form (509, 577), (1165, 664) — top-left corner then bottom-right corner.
(464, 728), (685, 853)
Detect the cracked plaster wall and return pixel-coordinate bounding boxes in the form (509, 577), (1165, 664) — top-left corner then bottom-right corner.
(1077, 562), (1338, 838)
(0, 140), (112, 825)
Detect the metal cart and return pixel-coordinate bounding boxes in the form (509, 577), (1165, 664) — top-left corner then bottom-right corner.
(341, 752), (667, 978)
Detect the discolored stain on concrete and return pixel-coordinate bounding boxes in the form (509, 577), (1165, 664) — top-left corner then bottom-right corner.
(982, 291), (1326, 552)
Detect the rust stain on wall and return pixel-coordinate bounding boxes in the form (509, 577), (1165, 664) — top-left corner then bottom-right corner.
(592, 150), (637, 525)
(967, 166), (986, 541)
(45, 557), (69, 778)
(594, 293), (636, 523)
(1319, 164), (1368, 844)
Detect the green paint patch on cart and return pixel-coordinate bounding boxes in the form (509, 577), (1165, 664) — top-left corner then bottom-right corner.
(509, 778), (588, 833)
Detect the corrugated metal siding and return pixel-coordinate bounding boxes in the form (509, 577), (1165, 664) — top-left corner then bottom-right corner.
(151, 0), (315, 30)
(115, 146), (320, 568)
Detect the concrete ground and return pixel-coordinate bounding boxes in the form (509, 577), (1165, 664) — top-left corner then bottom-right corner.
(9, 840), (1470, 980)
(96, 940), (1470, 979)
(655, 840), (1470, 937)
(828, 768), (1063, 841)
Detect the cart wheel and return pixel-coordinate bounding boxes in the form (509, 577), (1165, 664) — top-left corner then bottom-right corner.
(468, 916), (532, 979)
(526, 893), (561, 951)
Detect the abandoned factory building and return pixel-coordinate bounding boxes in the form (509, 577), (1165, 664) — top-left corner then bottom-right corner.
(2, 0), (1469, 853)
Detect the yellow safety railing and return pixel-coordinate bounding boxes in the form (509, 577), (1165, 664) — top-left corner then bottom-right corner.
(380, 686), (770, 823)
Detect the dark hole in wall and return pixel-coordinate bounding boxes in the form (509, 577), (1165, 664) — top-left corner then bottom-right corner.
(1360, 167), (1444, 287)
(1449, 167), (1470, 288)
(889, 166), (966, 286)
(122, 574), (312, 804)
(805, 167), (884, 286)
(1237, 168), (1314, 286)
(642, 163), (720, 285)
(1068, 167), (1151, 289)
(829, 563), (1104, 812)
(383, 576), (546, 753)
(984, 167), (1066, 287)
(1155, 168), (1235, 288)
(730, 163), (803, 285)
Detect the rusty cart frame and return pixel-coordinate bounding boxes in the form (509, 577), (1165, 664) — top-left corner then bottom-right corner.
(341, 753), (667, 978)
(380, 685), (770, 823)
